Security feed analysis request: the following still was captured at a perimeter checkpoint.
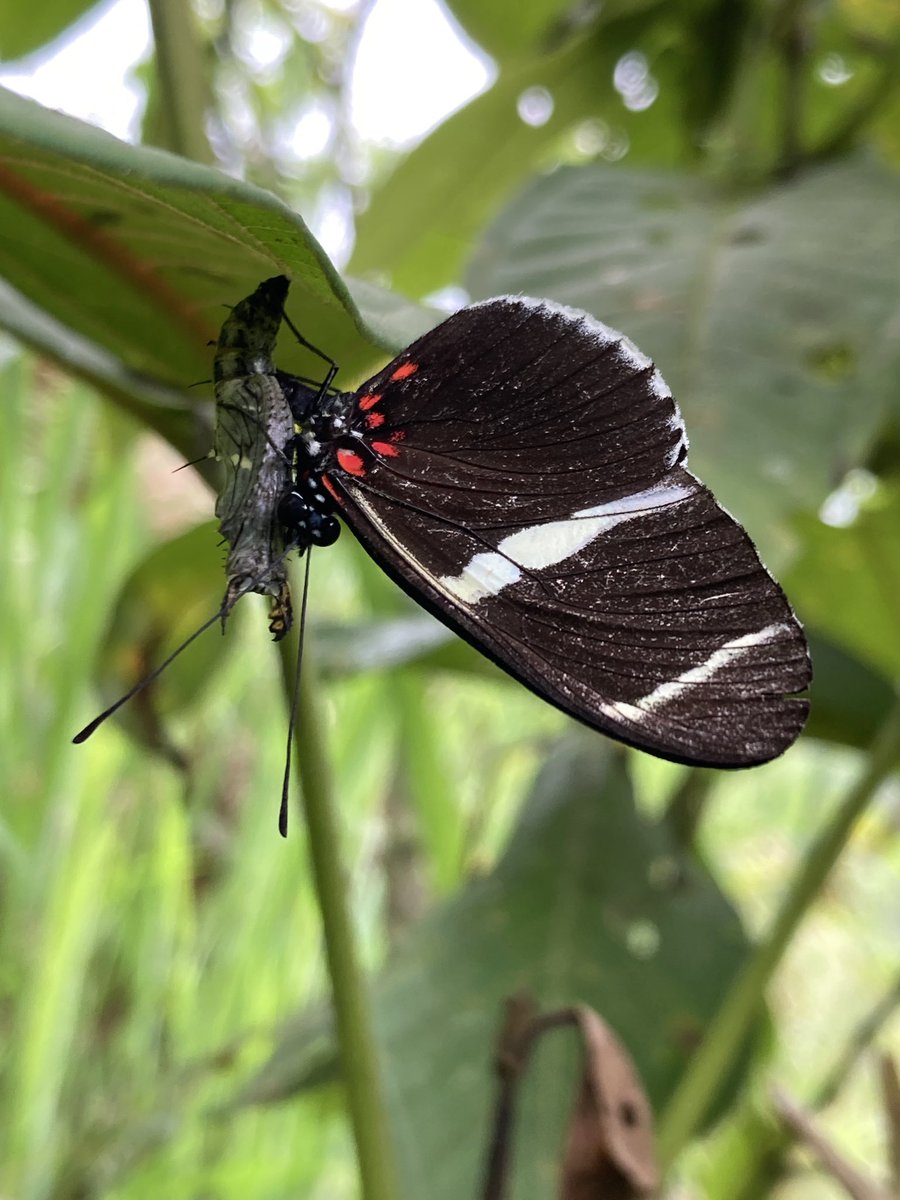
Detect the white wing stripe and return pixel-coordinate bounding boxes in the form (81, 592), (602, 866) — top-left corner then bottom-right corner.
(633, 623), (791, 713)
(437, 480), (694, 604)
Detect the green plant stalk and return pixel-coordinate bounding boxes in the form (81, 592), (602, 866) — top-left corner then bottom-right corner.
(147, 0), (215, 164)
(277, 633), (399, 1200)
(658, 694), (900, 1167)
(664, 766), (716, 848)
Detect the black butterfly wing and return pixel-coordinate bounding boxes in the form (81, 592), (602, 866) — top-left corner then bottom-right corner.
(322, 297), (810, 767)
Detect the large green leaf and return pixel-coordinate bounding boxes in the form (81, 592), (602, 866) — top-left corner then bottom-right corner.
(238, 737), (752, 1199)
(0, 0), (99, 59)
(349, 12), (689, 298)
(803, 632), (899, 750)
(0, 277), (201, 469)
(0, 89), (435, 461)
(314, 613), (455, 677)
(445, 0), (663, 62)
(786, 485), (900, 683)
(467, 158), (900, 554)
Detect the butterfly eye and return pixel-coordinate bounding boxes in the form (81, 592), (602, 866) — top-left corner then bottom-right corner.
(310, 513), (341, 547)
(277, 490), (310, 534)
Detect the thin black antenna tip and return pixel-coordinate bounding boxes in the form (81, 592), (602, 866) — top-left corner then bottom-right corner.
(72, 691), (137, 742)
(278, 799), (289, 838)
(72, 719), (101, 744)
(70, 592), (243, 749)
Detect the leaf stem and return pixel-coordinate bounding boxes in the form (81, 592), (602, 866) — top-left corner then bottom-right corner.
(658, 695), (900, 1167)
(277, 632), (398, 1200)
(664, 767), (716, 847)
(147, 0), (215, 164)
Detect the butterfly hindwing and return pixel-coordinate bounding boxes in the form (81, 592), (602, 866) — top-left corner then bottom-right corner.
(316, 297), (810, 767)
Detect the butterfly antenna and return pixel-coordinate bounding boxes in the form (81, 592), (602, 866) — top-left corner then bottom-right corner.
(173, 450), (214, 474)
(279, 550), (313, 837)
(281, 312), (339, 394)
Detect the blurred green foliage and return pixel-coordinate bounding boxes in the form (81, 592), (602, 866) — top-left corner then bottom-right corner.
(1, 0), (899, 1197)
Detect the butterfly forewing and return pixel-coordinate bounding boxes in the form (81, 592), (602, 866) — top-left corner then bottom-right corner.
(319, 296), (810, 767)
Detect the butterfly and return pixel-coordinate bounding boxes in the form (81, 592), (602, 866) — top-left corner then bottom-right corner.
(256, 276), (810, 768)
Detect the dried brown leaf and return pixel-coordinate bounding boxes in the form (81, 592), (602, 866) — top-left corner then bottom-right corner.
(559, 1007), (659, 1199)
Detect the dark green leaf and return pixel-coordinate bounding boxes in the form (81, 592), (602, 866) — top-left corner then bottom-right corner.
(350, 14), (688, 298)
(468, 158), (900, 552)
(786, 485), (900, 682)
(445, 0), (664, 62)
(0, 88), (432, 398)
(0, 0), (99, 59)
(804, 632), (898, 750)
(0, 276), (203, 467)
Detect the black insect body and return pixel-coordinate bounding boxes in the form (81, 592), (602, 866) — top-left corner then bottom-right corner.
(72, 278), (336, 756)
(261, 277), (810, 769)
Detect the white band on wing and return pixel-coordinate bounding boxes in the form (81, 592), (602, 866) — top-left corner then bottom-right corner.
(437, 479), (694, 605)
(610, 623), (792, 720)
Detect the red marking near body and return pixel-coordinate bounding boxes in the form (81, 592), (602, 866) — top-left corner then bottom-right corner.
(359, 392), (382, 411)
(337, 448), (366, 476)
(371, 441), (400, 457)
(390, 361), (418, 382)
(322, 475), (341, 502)
(389, 430), (406, 443)
(365, 411), (385, 429)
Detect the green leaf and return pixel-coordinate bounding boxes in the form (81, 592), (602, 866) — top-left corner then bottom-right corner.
(239, 737), (752, 1199)
(0, 88), (445, 493)
(444, 0), (566, 61)
(0, 0), (99, 59)
(0, 277), (199, 466)
(314, 614), (454, 677)
(467, 158), (900, 552)
(786, 485), (900, 683)
(350, 14), (688, 298)
(0, 89), (434, 410)
(803, 632), (898, 750)
(444, 0), (659, 62)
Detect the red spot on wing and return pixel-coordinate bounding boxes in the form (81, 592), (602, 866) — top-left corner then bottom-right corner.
(365, 411), (385, 429)
(390, 361), (418, 381)
(371, 441), (400, 458)
(359, 392), (381, 411)
(337, 448), (366, 476)
(389, 430), (406, 443)
(322, 475), (341, 503)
